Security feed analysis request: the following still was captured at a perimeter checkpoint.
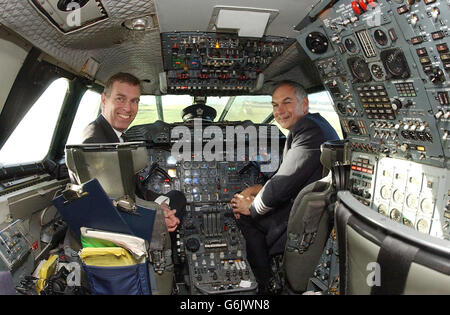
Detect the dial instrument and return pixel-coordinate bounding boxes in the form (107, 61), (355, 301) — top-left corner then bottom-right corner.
(378, 204), (388, 216)
(373, 29), (388, 46)
(344, 37), (358, 53)
(393, 189), (404, 203)
(348, 57), (372, 82)
(390, 208), (402, 222)
(420, 198), (434, 215)
(406, 194), (418, 209)
(380, 185), (391, 200)
(416, 219), (430, 234)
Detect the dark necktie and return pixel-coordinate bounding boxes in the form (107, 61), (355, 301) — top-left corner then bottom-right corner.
(282, 132), (293, 159)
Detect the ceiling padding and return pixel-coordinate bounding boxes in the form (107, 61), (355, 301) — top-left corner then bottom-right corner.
(0, 0), (162, 94)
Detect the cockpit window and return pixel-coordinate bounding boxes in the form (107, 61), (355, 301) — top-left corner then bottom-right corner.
(220, 95), (273, 122)
(0, 78), (69, 166)
(130, 94), (273, 125)
(128, 91), (342, 138)
(130, 95), (159, 127)
(66, 89), (102, 144)
(308, 90), (343, 139)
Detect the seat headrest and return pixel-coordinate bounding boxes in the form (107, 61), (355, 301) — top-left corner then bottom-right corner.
(320, 140), (349, 170)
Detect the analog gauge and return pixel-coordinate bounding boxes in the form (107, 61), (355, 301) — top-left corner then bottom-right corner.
(378, 204), (388, 216)
(393, 189), (404, 203)
(380, 185), (391, 200)
(420, 198), (434, 215)
(374, 29), (388, 46)
(402, 217), (414, 228)
(344, 38), (358, 53)
(337, 103), (347, 115)
(406, 194), (418, 209)
(348, 120), (361, 135)
(306, 32), (329, 54)
(370, 64), (384, 80)
(390, 208), (402, 222)
(348, 57), (372, 82)
(183, 161), (191, 169)
(381, 49), (410, 79)
(416, 219), (429, 234)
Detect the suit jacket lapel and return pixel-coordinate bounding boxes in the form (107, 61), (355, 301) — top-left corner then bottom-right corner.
(97, 115), (120, 142)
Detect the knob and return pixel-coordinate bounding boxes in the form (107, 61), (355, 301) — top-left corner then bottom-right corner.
(363, 191), (372, 199)
(430, 68), (445, 84)
(411, 14), (419, 27)
(435, 110), (444, 119)
(444, 111), (450, 120)
(392, 99), (402, 111)
(431, 7), (440, 21)
(400, 143), (409, 152)
(444, 131), (449, 140)
(185, 238), (200, 252)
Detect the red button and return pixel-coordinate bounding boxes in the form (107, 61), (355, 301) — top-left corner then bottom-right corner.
(352, 1), (361, 14)
(359, 0), (367, 11)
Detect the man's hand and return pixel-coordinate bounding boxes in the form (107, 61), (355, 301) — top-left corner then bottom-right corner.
(160, 202), (180, 232)
(231, 193), (254, 219)
(240, 185), (263, 198)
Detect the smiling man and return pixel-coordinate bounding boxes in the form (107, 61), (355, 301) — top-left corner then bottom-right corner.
(81, 72), (184, 235)
(231, 80), (339, 293)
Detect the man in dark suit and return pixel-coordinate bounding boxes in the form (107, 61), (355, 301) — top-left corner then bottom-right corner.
(81, 72), (185, 233)
(231, 80), (339, 292)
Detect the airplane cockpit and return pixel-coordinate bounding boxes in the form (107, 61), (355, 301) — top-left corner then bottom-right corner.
(0, 0), (449, 298)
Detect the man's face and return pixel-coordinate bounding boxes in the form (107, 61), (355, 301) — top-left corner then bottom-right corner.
(101, 81), (140, 132)
(272, 84), (307, 130)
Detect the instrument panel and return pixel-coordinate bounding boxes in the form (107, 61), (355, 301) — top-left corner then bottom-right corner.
(178, 202), (258, 294)
(297, 0), (449, 167)
(296, 0), (450, 239)
(160, 32), (294, 95)
(126, 120), (285, 294)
